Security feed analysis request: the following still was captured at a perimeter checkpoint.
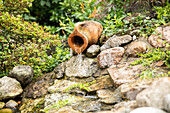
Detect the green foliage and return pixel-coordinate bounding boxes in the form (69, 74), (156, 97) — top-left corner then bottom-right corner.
(0, 0), (34, 15)
(0, 0), (70, 77)
(131, 47), (170, 67)
(137, 68), (168, 79)
(65, 80), (96, 92)
(131, 45), (170, 79)
(154, 1), (170, 23)
(43, 97), (74, 112)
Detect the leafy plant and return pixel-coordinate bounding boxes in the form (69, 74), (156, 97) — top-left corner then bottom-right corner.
(0, 0), (71, 77)
(137, 68), (169, 79)
(43, 97), (72, 113)
(64, 80), (96, 92)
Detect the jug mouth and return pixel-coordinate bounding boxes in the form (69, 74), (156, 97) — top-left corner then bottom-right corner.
(71, 36), (84, 48)
(68, 33), (88, 54)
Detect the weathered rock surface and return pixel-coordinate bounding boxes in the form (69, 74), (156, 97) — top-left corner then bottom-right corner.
(72, 100), (102, 112)
(0, 108), (13, 113)
(163, 94), (170, 113)
(113, 107), (132, 113)
(88, 75), (114, 92)
(48, 80), (79, 93)
(130, 107), (167, 113)
(54, 106), (81, 113)
(126, 41), (147, 57)
(86, 44), (100, 57)
(136, 77), (170, 109)
(0, 76), (23, 100)
(120, 79), (153, 100)
(97, 47), (125, 68)
(113, 100), (137, 110)
(5, 100), (18, 109)
(52, 62), (66, 79)
(148, 26), (170, 48)
(9, 65), (33, 86)
(108, 63), (144, 87)
(0, 102), (5, 109)
(65, 55), (98, 78)
(96, 111), (114, 113)
(19, 98), (44, 113)
(44, 93), (83, 112)
(24, 72), (54, 98)
(97, 89), (114, 99)
(100, 35), (132, 51)
(98, 87), (122, 104)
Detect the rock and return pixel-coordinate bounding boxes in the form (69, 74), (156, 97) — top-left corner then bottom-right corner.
(43, 93), (83, 112)
(126, 42), (147, 57)
(0, 102), (5, 109)
(52, 62), (66, 79)
(88, 75), (114, 92)
(86, 45), (100, 57)
(19, 98), (44, 113)
(97, 47), (125, 68)
(5, 100), (18, 109)
(9, 65), (33, 86)
(148, 34), (166, 48)
(113, 107), (132, 113)
(93, 68), (108, 78)
(95, 111), (114, 113)
(72, 100), (102, 112)
(163, 94), (170, 112)
(120, 79), (153, 100)
(99, 87), (122, 104)
(24, 72), (54, 98)
(107, 63), (144, 87)
(113, 100), (137, 110)
(136, 77), (170, 109)
(148, 26), (170, 48)
(130, 107), (167, 113)
(53, 106), (81, 113)
(100, 35), (132, 51)
(0, 76), (23, 100)
(97, 89), (114, 99)
(0, 108), (13, 113)
(65, 55), (98, 78)
(48, 80), (82, 94)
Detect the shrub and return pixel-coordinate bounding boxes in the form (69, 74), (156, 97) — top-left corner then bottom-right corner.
(0, 0), (70, 77)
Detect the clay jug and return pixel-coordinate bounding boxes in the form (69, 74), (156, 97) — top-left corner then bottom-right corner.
(68, 21), (103, 54)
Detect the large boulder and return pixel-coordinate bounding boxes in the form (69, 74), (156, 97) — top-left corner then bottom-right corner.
(125, 41), (147, 57)
(98, 87), (122, 104)
(100, 35), (132, 51)
(48, 80), (85, 95)
(97, 47), (125, 68)
(9, 65), (33, 86)
(24, 72), (54, 98)
(87, 75), (114, 92)
(120, 79), (153, 100)
(0, 76), (23, 100)
(130, 107), (166, 113)
(43, 93), (84, 112)
(163, 94), (170, 113)
(19, 98), (44, 113)
(65, 55), (98, 78)
(107, 63), (144, 87)
(136, 77), (170, 109)
(148, 25), (170, 48)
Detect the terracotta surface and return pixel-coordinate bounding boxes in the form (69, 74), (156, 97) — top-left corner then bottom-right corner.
(68, 21), (103, 54)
